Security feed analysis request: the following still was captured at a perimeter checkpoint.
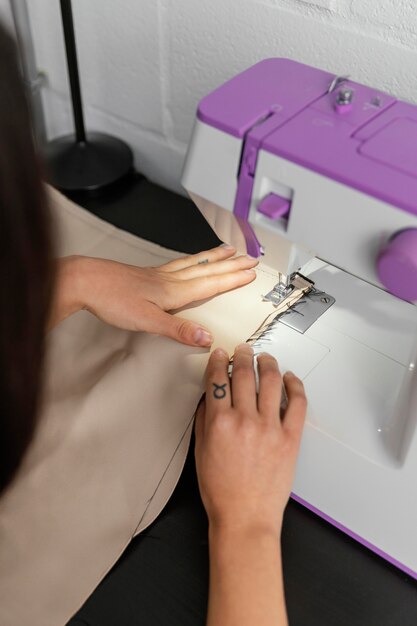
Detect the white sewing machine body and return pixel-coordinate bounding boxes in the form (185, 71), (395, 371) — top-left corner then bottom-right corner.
(182, 59), (417, 577)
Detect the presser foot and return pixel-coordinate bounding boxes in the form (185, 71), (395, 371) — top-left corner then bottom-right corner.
(263, 272), (314, 305)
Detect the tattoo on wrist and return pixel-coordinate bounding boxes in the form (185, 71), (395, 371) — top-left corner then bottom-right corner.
(213, 383), (227, 399)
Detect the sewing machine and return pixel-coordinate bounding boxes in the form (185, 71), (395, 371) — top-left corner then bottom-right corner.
(182, 58), (417, 578)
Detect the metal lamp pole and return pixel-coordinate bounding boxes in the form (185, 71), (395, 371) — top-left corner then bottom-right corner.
(44, 0), (133, 195)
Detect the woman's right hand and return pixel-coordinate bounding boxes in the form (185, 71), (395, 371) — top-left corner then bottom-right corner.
(194, 344), (307, 535)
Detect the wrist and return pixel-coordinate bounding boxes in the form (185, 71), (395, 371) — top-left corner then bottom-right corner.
(49, 255), (88, 328)
(207, 505), (284, 540)
(61, 255), (87, 308)
(66, 255), (93, 309)
(208, 518), (282, 548)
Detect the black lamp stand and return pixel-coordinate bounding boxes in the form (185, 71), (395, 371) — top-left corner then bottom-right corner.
(45, 0), (133, 195)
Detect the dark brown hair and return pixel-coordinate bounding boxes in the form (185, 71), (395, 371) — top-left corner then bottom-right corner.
(0, 24), (54, 494)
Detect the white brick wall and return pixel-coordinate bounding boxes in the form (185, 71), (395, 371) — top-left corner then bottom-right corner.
(0, 0), (13, 32)
(1, 0), (417, 194)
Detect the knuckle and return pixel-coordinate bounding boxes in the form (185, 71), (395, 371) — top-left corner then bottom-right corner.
(292, 387), (306, 401)
(232, 362), (254, 378)
(260, 367), (281, 385)
(205, 367), (219, 386)
(177, 320), (191, 340)
(212, 411), (233, 433)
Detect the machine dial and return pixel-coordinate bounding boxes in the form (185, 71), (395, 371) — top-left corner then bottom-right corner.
(377, 229), (417, 301)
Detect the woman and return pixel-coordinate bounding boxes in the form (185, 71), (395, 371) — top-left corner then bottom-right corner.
(0, 23), (306, 626)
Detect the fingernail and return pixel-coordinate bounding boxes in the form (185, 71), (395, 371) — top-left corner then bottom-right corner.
(235, 343), (253, 353)
(244, 269), (256, 274)
(194, 328), (213, 346)
(285, 370), (295, 377)
(212, 347), (228, 358)
(220, 243), (235, 250)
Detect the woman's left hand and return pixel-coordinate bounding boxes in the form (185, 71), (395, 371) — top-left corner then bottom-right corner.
(50, 245), (258, 347)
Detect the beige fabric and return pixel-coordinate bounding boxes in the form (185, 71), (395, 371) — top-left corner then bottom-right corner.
(0, 187), (280, 626)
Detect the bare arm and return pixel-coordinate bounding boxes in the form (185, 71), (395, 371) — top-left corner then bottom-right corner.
(48, 246), (257, 346)
(208, 525), (287, 626)
(195, 345), (307, 626)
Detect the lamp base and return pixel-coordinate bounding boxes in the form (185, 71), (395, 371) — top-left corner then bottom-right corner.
(44, 131), (134, 194)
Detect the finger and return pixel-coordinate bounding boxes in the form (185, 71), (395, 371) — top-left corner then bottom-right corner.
(159, 245), (236, 272)
(174, 254), (258, 280)
(256, 352), (282, 420)
(231, 344), (257, 413)
(141, 304), (214, 347)
(282, 372), (307, 440)
(184, 268), (257, 302)
(204, 348), (231, 415)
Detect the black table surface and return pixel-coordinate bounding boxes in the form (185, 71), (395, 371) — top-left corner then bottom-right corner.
(69, 173), (417, 625)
